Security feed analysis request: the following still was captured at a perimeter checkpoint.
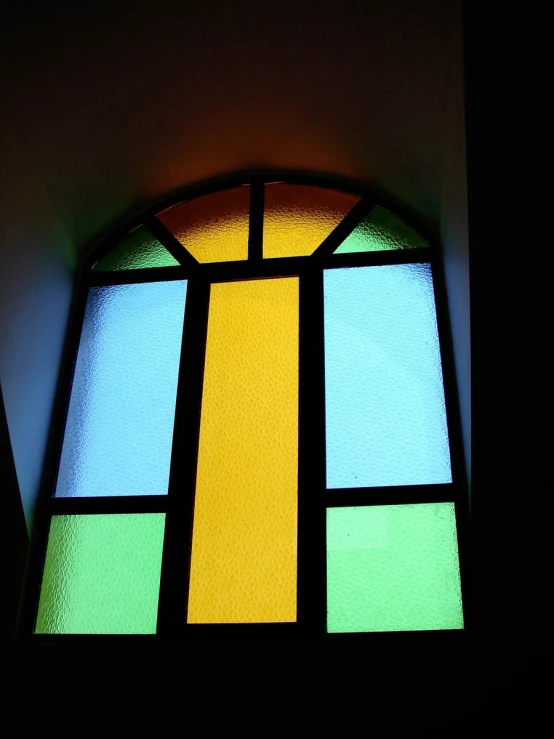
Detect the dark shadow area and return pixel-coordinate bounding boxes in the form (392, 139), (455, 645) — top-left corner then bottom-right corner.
(466, 0), (550, 716)
(0, 391), (28, 723)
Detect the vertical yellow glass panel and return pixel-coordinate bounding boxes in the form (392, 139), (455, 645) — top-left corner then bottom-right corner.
(263, 184), (359, 258)
(188, 278), (299, 623)
(157, 186), (250, 263)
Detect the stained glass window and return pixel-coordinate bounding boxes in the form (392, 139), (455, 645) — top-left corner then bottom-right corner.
(157, 186), (250, 263)
(263, 184), (359, 258)
(188, 278), (299, 623)
(36, 514), (165, 634)
(324, 264), (451, 488)
(327, 504), (463, 633)
(28, 177), (466, 640)
(56, 281), (186, 498)
(93, 226), (179, 271)
(334, 206), (430, 253)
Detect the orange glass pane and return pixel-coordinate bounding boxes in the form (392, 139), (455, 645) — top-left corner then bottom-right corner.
(157, 186), (250, 263)
(263, 184), (359, 258)
(187, 278), (299, 623)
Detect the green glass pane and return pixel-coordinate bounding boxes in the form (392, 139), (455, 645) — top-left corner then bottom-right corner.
(334, 206), (429, 253)
(35, 514), (165, 634)
(327, 503), (463, 632)
(93, 226), (179, 271)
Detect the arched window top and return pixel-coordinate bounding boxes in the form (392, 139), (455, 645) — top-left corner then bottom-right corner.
(93, 177), (430, 273)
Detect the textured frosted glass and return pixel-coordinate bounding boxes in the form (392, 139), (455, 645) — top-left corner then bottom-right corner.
(334, 206), (429, 253)
(324, 264), (451, 488)
(188, 278), (299, 623)
(327, 504), (463, 632)
(263, 184), (359, 258)
(36, 514), (165, 634)
(157, 186), (250, 263)
(56, 281), (186, 497)
(93, 226), (179, 271)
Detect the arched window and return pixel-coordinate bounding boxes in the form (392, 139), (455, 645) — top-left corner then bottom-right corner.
(25, 174), (468, 641)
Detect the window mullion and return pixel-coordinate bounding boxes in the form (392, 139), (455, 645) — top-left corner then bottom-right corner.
(297, 267), (327, 635)
(156, 278), (210, 637)
(326, 484), (457, 508)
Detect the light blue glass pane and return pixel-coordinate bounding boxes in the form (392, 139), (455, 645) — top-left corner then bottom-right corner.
(324, 264), (451, 488)
(56, 281), (186, 497)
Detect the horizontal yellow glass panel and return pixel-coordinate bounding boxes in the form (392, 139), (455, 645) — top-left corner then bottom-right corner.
(157, 186), (250, 263)
(188, 278), (299, 623)
(263, 184), (359, 258)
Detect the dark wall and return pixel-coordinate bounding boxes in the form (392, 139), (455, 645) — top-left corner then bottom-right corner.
(0, 392), (28, 646)
(0, 120), (75, 528)
(465, 1), (550, 711)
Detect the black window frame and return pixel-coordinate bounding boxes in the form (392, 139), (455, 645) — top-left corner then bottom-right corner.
(20, 171), (471, 645)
